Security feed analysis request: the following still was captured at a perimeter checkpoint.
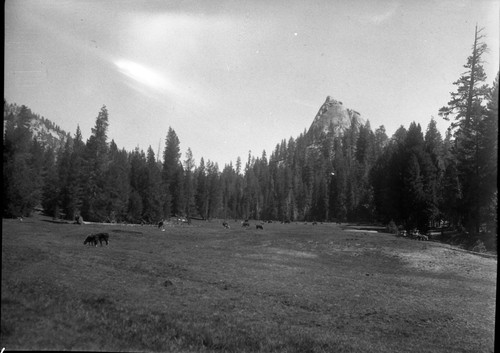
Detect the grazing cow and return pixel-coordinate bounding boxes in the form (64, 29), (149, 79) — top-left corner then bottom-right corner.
(84, 235), (98, 247)
(242, 221), (250, 227)
(84, 233), (109, 247)
(222, 221), (230, 229)
(256, 224), (263, 230)
(95, 232), (109, 246)
(312, 221), (318, 225)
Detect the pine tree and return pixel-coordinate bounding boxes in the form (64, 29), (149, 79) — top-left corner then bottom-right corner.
(403, 153), (426, 229)
(3, 106), (42, 216)
(41, 146), (60, 218)
(81, 105), (110, 221)
(441, 158), (462, 226)
(234, 156), (244, 218)
(221, 163), (235, 220)
(104, 141), (130, 222)
(162, 127), (182, 217)
(128, 147), (147, 222)
(424, 118), (445, 227)
(439, 25), (492, 233)
(63, 126), (86, 220)
(374, 125), (388, 159)
(371, 126), (407, 224)
(476, 73), (498, 232)
(143, 146), (163, 223)
(195, 157), (209, 219)
(206, 160), (222, 219)
(183, 148), (197, 220)
(57, 138), (74, 218)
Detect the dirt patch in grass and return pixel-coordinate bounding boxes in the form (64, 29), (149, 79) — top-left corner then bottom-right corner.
(388, 245), (497, 281)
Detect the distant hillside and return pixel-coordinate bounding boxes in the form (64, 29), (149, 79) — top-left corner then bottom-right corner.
(3, 100), (70, 151)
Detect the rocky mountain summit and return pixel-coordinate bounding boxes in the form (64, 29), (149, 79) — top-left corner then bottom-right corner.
(308, 96), (364, 135)
(28, 116), (69, 151)
(4, 101), (69, 152)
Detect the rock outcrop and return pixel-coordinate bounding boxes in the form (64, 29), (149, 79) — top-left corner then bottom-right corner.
(4, 101), (69, 151)
(308, 96), (363, 135)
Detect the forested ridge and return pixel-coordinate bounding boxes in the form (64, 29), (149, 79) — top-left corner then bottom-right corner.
(3, 27), (498, 236)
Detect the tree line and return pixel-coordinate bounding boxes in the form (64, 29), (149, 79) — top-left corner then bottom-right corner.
(3, 27), (497, 235)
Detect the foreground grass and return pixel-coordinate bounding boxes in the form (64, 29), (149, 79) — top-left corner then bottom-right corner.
(1, 216), (496, 352)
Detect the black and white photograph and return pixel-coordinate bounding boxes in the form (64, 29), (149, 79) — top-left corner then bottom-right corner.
(2, 0), (498, 351)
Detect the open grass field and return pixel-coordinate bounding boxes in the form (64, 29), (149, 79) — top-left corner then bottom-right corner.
(1, 216), (496, 352)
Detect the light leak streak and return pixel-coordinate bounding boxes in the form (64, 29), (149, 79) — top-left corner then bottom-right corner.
(115, 59), (170, 91)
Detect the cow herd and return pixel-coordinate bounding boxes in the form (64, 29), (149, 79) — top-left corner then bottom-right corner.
(238, 220), (264, 230)
(229, 219), (317, 230)
(398, 229), (429, 241)
(223, 219), (327, 230)
(81, 219), (430, 248)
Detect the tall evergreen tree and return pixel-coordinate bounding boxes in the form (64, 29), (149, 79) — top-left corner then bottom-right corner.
(162, 127), (183, 217)
(424, 118), (445, 226)
(195, 157), (209, 219)
(403, 153), (426, 229)
(3, 106), (42, 216)
(41, 146), (61, 218)
(206, 160), (222, 219)
(183, 148), (197, 219)
(143, 146), (164, 223)
(476, 73), (498, 232)
(439, 26), (492, 233)
(221, 163), (236, 220)
(66, 126), (86, 219)
(128, 147), (147, 222)
(104, 141), (130, 222)
(81, 105), (110, 221)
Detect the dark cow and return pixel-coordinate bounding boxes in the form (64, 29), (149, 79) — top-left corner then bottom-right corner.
(95, 232), (109, 246)
(84, 233), (109, 247)
(158, 221), (164, 228)
(222, 222), (230, 229)
(84, 235), (98, 247)
(242, 220), (250, 227)
(256, 224), (263, 230)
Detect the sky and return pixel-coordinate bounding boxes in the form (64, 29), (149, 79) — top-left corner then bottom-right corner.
(4, 0), (499, 167)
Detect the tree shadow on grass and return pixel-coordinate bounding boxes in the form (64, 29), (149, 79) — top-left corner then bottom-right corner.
(41, 219), (73, 225)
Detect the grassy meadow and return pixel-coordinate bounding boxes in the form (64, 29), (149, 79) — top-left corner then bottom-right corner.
(1, 215), (496, 352)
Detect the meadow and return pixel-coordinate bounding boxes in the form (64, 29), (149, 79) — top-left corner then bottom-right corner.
(1, 215), (496, 352)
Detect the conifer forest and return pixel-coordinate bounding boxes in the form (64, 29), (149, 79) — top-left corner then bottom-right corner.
(3, 28), (498, 237)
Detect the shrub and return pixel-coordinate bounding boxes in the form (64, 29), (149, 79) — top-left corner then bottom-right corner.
(386, 220), (398, 234)
(470, 240), (487, 253)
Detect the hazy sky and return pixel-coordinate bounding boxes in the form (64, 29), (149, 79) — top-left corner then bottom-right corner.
(4, 0), (499, 167)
